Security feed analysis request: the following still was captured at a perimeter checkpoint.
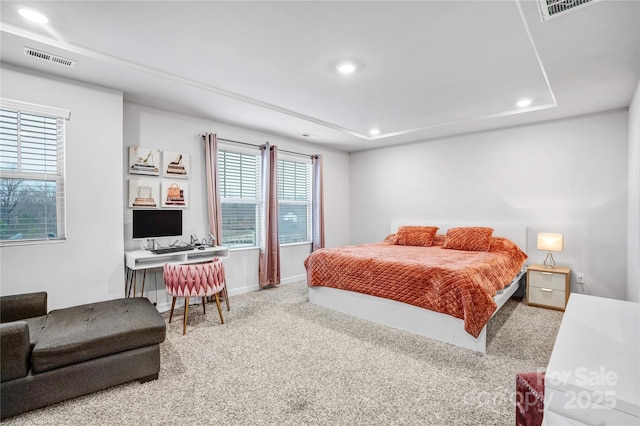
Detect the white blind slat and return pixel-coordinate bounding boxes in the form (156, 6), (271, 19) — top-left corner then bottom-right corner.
(277, 159), (311, 244)
(219, 149), (260, 248)
(0, 104), (66, 243)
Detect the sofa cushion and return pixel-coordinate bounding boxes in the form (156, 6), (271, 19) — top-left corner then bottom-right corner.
(32, 298), (166, 374)
(0, 322), (30, 382)
(24, 315), (47, 349)
(1, 292), (47, 323)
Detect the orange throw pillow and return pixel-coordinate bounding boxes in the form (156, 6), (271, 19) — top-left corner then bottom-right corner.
(395, 226), (439, 247)
(443, 227), (494, 251)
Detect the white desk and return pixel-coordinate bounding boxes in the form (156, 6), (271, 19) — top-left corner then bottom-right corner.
(125, 246), (229, 271)
(124, 246), (230, 307)
(543, 294), (639, 425)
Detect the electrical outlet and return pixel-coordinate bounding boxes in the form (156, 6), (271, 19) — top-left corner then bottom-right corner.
(576, 273), (585, 284)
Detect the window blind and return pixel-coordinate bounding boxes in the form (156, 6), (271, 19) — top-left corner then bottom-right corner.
(277, 158), (311, 244)
(0, 100), (67, 244)
(218, 149), (260, 248)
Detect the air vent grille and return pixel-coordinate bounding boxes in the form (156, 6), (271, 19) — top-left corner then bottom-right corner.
(538, 0), (599, 21)
(24, 47), (76, 68)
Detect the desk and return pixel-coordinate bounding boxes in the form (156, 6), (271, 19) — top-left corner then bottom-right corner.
(543, 294), (639, 425)
(124, 246), (230, 309)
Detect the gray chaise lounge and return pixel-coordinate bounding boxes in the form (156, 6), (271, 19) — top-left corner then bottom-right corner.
(0, 292), (166, 419)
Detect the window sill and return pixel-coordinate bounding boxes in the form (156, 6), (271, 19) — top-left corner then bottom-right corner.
(228, 241), (311, 252)
(280, 242), (312, 248)
(0, 238), (67, 248)
(229, 246), (259, 253)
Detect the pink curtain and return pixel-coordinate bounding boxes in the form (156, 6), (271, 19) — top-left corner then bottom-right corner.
(312, 154), (325, 251)
(204, 133), (230, 309)
(259, 143), (280, 288)
(204, 133), (222, 243)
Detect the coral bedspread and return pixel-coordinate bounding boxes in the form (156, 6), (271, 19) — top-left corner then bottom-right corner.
(304, 238), (527, 337)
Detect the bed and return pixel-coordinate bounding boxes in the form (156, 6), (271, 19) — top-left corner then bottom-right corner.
(305, 222), (528, 353)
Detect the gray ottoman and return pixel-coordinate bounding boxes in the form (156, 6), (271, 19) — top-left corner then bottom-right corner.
(33, 298), (166, 373)
(1, 296), (166, 419)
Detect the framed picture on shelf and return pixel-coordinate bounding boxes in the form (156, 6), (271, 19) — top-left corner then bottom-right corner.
(162, 181), (189, 208)
(163, 151), (189, 178)
(129, 146), (160, 176)
(128, 180), (159, 208)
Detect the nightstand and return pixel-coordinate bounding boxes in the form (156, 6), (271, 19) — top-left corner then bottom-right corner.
(526, 264), (570, 311)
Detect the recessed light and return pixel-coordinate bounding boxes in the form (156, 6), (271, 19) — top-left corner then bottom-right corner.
(336, 61), (357, 74)
(330, 58), (364, 76)
(516, 98), (533, 108)
(369, 128), (381, 136)
(18, 8), (49, 24)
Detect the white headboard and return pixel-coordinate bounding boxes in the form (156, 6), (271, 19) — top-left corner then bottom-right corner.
(389, 220), (527, 254)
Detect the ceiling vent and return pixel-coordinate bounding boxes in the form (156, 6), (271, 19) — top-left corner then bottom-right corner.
(24, 47), (76, 68)
(538, 0), (600, 21)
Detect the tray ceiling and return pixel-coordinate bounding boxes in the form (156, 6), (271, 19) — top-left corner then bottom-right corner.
(1, 1), (638, 151)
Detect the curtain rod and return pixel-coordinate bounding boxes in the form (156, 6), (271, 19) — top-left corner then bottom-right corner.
(200, 135), (316, 159)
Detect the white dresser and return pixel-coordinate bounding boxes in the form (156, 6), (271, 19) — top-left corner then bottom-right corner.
(543, 294), (639, 425)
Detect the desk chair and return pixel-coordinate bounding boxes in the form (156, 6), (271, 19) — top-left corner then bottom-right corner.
(163, 260), (226, 335)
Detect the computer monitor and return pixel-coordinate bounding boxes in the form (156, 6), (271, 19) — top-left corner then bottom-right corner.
(132, 209), (182, 240)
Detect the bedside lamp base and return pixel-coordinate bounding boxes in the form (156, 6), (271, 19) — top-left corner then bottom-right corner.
(543, 251), (556, 268)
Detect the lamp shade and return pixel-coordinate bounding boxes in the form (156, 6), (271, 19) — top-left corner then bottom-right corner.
(537, 233), (563, 252)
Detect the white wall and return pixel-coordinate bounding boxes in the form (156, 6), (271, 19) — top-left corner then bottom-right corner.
(0, 64), (125, 310)
(123, 103), (350, 310)
(3, 64), (631, 309)
(628, 81), (640, 303)
(350, 110), (629, 300)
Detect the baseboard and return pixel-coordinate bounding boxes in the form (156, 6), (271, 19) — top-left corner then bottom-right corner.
(281, 274), (307, 285)
(226, 275), (306, 296)
(227, 283), (260, 297)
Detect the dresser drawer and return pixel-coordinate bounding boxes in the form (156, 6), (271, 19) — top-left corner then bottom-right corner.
(528, 270), (566, 291)
(528, 286), (566, 309)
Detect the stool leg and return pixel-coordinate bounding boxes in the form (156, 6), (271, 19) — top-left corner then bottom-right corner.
(223, 281), (230, 311)
(214, 293), (224, 324)
(169, 297), (177, 323)
(202, 297), (206, 314)
(183, 297), (189, 335)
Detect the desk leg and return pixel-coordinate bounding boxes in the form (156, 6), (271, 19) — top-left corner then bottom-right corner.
(125, 267), (136, 298)
(125, 270), (149, 298)
(125, 267), (158, 300)
(140, 269), (147, 298)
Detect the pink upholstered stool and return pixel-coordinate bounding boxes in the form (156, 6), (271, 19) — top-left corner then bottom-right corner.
(163, 260), (226, 335)
(516, 371), (545, 426)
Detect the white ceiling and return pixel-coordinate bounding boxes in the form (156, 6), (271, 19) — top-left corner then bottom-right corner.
(1, 0), (638, 152)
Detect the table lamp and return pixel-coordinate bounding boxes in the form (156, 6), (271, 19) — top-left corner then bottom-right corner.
(537, 233), (563, 268)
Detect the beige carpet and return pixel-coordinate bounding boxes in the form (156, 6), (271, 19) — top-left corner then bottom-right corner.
(4, 281), (562, 425)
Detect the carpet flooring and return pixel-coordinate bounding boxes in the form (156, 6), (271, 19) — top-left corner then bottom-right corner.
(3, 281), (563, 425)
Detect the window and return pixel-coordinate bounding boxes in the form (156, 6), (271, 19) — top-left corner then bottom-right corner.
(0, 100), (68, 244)
(218, 149), (260, 248)
(277, 158), (311, 244)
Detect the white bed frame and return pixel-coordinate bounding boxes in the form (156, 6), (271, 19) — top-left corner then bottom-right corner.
(308, 221), (527, 353)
